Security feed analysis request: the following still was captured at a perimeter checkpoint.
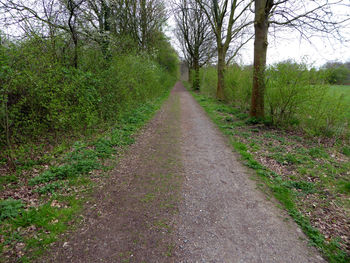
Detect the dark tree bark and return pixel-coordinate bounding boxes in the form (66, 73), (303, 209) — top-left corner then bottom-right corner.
(250, 0), (273, 118)
(66, 0), (85, 68)
(217, 45), (226, 99)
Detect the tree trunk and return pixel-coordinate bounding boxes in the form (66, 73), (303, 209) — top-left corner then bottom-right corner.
(217, 47), (225, 100)
(73, 37), (78, 68)
(101, 0), (111, 60)
(250, 0), (273, 118)
(188, 65), (192, 84)
(3, 96), (16, 171)
(67, 0), (78, 68)
(193, 58), (200, 90)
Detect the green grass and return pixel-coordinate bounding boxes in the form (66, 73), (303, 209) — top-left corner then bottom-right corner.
(329, 85), (350, 115)
(0, 88), (172, 262)
(189, 87), (350, 263)
(329, 85), (350, 100)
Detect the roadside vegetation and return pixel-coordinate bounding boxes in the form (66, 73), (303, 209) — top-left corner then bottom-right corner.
(187, 59), (350, 262)
(0, 94), (172, 261)
(199, 62), (350, 138)
(0, 0), (178, 262)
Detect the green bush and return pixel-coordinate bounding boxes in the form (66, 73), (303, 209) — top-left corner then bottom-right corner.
(265, 61), (349, 137)
(324, 65), (350, 85)
(265, 62), (325, 125)
(0, 36), (178, 165)
(302, 92), (349, 137)
(198, 61), (350, 138)
(199, 66), (217, 97)
(224, 65), (252, 109)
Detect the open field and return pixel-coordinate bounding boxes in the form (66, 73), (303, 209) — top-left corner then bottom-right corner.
(329, 85), (350, 105)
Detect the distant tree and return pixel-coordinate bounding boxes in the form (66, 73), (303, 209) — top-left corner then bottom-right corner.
(250, 0), (350, 118)
(173, 0), (216, 90)
(323, 62), (350, 85)
(121, 0), (167, 51)
(195, 0), (254, 99)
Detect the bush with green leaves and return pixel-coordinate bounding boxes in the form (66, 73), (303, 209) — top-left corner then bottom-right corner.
(199, 61), (349, 138)
(0, 34), (178, 167)
(324, 65), (350, 85)
(224, 65), (252, 110)
(199, 66), (217, 98)
(265, 62), (324, 125)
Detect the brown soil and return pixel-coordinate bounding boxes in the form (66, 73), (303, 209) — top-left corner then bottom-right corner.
(42, 82), (325, 262)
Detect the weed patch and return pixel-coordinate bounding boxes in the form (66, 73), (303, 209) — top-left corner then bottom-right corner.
(0, 199), (24, 222)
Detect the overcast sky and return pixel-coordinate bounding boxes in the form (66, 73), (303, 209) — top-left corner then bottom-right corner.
(166, 3), (350, 68)
(240, 29), (350, 67)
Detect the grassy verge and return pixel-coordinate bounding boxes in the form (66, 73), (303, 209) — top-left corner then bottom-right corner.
(329, 85), (350, 108)
(188, 85), (350, 263)
(0, 88), (172, 263)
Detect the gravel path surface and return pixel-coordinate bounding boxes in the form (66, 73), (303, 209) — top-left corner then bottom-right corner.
(44, 82), (325, 262)
(174, 82), (325, 262)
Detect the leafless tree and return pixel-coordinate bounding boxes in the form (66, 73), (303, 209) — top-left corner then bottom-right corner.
(195, 0), (254, 99)
(65, 0), (85, 68)
(0, 0), (86, 67)
(173, 0), (216, 90)
(250, 0), (350, 118)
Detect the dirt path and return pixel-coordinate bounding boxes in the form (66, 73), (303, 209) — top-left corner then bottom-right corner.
(174, 82), (325, 262)
(45, 82), (325, 262)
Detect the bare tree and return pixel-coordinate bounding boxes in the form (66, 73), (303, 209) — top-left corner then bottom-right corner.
(195, 0), (254, 99)
(0, 0), (86, 67)
(173, 0), (216, 90)
(250, 0), (350, 118)
(65, 0), (85, 68)
(81, 0), (112, 58)
(115, 0), (167, 51)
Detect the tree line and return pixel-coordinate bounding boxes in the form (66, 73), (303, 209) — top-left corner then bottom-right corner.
(173, 0), (349, 118)
(0, 0), (178, 170)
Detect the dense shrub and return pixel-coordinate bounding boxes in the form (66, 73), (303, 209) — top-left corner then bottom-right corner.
(199, 66), (217, 97)
(198, 61), (350, 138)
(0, 36), (178, 156)
(265, 62), (326, 125)
(224, 65), (252, 110)
(323, 65), (350, 85)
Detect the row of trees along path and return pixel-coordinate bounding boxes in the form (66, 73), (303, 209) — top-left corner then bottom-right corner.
(173, 0), (349, 117)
